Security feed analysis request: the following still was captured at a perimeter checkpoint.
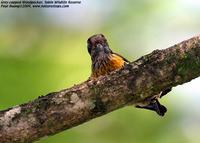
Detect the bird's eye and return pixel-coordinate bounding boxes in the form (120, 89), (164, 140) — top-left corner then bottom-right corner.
(87, 46), (92, 55)
(87, 38), (90, 44)
(100, 34), (105, 38)
(87, 39), (92, 55)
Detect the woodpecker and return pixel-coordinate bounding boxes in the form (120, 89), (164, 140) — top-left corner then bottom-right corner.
(87, 34), (171, 116)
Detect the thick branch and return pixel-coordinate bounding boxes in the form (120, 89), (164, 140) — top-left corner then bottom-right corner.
(1, 35), (200, 143)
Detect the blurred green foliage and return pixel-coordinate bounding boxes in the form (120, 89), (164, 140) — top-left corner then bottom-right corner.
(0, 0), (200, 142)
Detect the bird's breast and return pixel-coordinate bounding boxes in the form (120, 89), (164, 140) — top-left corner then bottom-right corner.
(91, 54), (126, 78)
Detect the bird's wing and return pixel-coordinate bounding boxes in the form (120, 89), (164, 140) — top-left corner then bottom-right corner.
(112, 53), (130, 63)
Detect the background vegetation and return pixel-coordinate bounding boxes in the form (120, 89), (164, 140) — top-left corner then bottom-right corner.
(0, 0), (200, 142)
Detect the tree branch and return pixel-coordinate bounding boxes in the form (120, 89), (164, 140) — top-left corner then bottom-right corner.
(1, 35), (200, 143)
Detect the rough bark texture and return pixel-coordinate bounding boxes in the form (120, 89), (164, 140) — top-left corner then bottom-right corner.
(1, 35), (200, 143)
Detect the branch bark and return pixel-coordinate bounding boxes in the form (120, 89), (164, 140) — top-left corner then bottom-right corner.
(1, 35), (200, 143)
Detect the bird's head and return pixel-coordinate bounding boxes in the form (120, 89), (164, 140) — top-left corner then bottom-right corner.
(87, 34), (112, 58)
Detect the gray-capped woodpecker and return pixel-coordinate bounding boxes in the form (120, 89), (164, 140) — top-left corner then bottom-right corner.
(87, 34), (171, 116)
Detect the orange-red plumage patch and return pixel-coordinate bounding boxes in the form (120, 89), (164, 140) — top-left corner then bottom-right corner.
(110, 54), (125, 69)
(91, 54), (127, 78)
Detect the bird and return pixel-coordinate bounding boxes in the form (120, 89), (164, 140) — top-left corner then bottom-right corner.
(87, 34), (171, 116)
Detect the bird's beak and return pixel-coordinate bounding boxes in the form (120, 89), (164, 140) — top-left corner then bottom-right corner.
(96, 43), (111, 54)
(96, 43), (104, 50)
